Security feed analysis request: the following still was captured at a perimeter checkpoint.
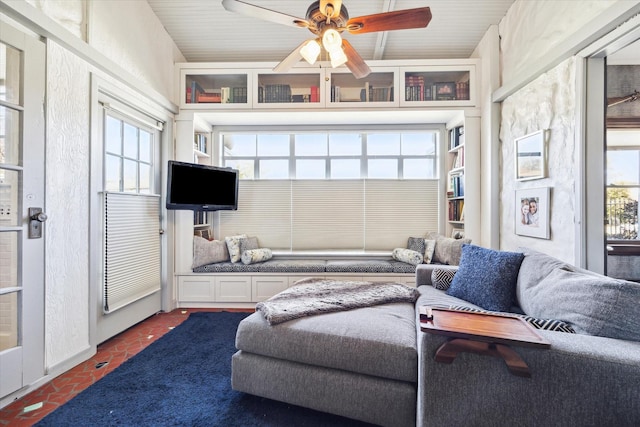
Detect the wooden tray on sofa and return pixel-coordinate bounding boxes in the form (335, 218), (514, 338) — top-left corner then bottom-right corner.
(420, 306), (550, 349)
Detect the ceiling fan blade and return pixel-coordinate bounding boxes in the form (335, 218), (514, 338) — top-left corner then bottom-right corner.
(319, 0), (342, 19)
(342, 40), (371, 79)
(346, 7), (432, 34)
(272, 41), (308, 73)
(222, 0), (308, 28)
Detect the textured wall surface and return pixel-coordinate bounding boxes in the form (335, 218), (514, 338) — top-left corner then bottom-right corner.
(500, 57), (577, 263)
(45, 40), (91, 367)
(499, 0), (618, 85)
(89, 0), (185, 102)
(25, 0), (85, 39)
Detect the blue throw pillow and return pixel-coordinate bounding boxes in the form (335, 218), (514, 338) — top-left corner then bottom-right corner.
(446, 244), (525, 312)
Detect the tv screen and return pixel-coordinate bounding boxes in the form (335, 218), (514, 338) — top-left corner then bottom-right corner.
(166, 161), (239, 211)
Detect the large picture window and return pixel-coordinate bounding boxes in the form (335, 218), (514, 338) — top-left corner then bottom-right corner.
(217, 128), (441, 252)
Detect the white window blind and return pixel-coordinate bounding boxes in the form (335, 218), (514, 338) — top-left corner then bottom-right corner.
(293, 180), (365, 250)
(219, 180), (292, 249)
(103, 192), (161, 313)
(218, 180), (438, 252)
(365, 180), (439, 250)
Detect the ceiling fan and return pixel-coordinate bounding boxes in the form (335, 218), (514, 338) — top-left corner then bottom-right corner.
(221, 0), (432, 79)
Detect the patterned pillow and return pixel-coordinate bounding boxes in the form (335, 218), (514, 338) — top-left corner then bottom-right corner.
(407, 237), (426, 255)
(424, 239), (436, 264)
(192, 237), (230, 268)
(446, 244), (525, 312)
(448, 305), (576, 333)
(241, 248), (273, 265)
(225, 234), (247, 263)
(392, 248), (423, 266)
(431, 267), (456, 290)
(427, 232), (471, 265)
(239, 236), (259, 255)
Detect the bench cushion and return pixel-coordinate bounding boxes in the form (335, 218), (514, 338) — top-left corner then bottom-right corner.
(236, 302), (418, 383)
(325, 259), (395, 273)
(193, 259), (327, 273)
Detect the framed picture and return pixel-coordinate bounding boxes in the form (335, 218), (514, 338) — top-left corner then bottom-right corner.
(515, 187), (550, 239)
(515, 130), (546, 181)
(434, 82), (456, 100)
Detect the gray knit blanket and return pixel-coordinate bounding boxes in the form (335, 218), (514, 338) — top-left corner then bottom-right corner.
(256, 277), (421, 325)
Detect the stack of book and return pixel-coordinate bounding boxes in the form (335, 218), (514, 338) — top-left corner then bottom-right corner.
(405, 75), (426, 101)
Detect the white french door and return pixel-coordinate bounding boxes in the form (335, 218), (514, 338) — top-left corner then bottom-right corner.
(0, 21), (46, 398)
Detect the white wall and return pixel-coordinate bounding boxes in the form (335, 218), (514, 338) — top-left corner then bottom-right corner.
(11, 0), (183, 372)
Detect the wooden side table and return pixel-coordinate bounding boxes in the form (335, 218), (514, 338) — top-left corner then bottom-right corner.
(419, 306), (550, 378)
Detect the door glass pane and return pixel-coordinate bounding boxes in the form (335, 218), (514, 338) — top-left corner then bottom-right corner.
(0, 292), (18, 351)
(0, 232), (18, 289)
(123, 123), (138, 159)
(0, 106), (20, 165)
(139, 163), (151, 194)
(0, 42), (21, 104)
(105, 154), (121, 191)
(0, 169), (20, 226)
(105, 116), (122, 155)
(139, 130), (151, 163)
(123, 159), (137, 192)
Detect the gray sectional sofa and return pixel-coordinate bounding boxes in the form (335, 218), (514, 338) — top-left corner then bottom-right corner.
(231, 246), (640, 426)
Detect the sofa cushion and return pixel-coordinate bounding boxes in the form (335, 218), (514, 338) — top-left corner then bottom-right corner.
(427, 232), (471, 265)
(239, 236), (259, 254)
(325, 260), (395, 273)
(225, 234), (247, 263)
(446, 244), (525, 312)
(192, 237), (230, 268)
(432, 267), (456, 291)
(241, 248), (273, 265)
(424, 239), (436, 264)
(407, 236), (426, 254)
(392, 248), (423, 266)
(522, 267), (640, 341)
(235, 303), (418, 383)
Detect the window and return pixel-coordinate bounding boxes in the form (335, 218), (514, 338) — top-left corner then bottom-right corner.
(222, 130), (438, 179)
(606, 130), (640, 241)
(217, 128), (442, 252)
(104, 114), (155, 193)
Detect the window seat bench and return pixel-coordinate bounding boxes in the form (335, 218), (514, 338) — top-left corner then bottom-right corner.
(177, 257), (417, 308)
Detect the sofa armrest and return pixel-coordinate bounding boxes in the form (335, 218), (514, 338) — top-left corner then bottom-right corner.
(417, 325), (640, 426)
(415, 264), (458, 286)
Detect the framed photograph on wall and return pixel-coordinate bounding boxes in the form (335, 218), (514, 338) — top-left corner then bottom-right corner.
(515, 130), (546, 181)
(515, 187), (550, 239)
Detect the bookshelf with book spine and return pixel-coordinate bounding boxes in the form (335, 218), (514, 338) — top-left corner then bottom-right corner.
(181, 69), (251, 109)
(400, 64), (475, 107)
(447, 125), (465, 229)
(327, 69), (398, 106)
(254, 71), (322, 108)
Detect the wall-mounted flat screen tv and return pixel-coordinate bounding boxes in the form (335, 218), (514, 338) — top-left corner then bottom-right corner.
(166, 160), (239, 211)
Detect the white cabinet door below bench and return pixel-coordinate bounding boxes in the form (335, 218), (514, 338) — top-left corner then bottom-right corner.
(216, 276), (252, 302)
(178, 276), (216, 302)
(252, 276), (288, 301)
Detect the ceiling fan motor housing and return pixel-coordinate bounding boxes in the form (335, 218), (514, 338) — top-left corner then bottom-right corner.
(306, 1), (349, 35)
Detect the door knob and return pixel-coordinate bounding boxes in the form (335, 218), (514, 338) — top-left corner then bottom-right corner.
(28, 207), (47, 239)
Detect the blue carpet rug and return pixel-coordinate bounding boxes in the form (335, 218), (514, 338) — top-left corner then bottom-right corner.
(37, 311), (374, 426)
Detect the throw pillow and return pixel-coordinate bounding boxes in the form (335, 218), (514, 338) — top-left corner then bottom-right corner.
(407, 237), (426, 255)
(225, 234), (247, 263)
(239, 236), (259, 255)
(431, 267), (456, 291)
(522, 268), (640, 341)
(392, 248), (423, 266)
(447, 305), (576, 333)
(446, 244), (525, 312)
(192, 236), (230, 269)
(427, 232), (471, 265)
(241, 248), (273, 265)
(424, 239), (436, 264)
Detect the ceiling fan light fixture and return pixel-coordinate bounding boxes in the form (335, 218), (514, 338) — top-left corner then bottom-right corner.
(329, 48), (348, 68)
(300, 39), (321, 65)
(322, 28), (342, 52)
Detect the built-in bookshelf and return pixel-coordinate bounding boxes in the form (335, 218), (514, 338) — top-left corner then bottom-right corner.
(447, 125), (465, 228)
(177, 59), (477, 110)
